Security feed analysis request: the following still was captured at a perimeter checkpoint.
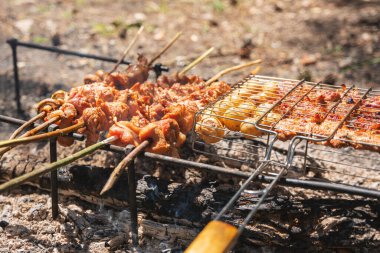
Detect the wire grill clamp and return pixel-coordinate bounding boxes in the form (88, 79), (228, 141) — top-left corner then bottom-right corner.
(192, 75), (380, 181)
(191, 75), (380, 246)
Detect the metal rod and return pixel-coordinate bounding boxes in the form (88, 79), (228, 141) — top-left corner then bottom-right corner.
(144, 152), (380, 198)
(5, 38), (169, 113)
(215, 161), (270, 220)
(270, 82), (320, 130)
(6, 38), (131, 66)
(48, 124), (59, 219)
(224, 167), (288, 252)
(128, 159), (138, 246)
(8, 39), (22, 113)
(101, 140), (149, 195)
(238, 167), (286, 234)
(254, 78), (305, 134)
(302, 139), (309, 173)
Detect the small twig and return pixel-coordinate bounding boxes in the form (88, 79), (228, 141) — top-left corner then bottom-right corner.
(8, 112), (46, 139)
(205, 59), (262, 86)
(148, 31), (182, 67)
(100, 140), (150, 195)
(0, 136), (117, 193)
(109, 26), (144, 74)
(24, 116), (61, 136)
(250, 66), (261, 75)
(0, 120), (84, 148)
(0, 116), (60, 158)
(178, 47), (214, 76)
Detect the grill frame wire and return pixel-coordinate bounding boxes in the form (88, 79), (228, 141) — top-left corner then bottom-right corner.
(191, 75), (379, 247)
(192, 75), (380, 180)
(284, 88), (372, 166)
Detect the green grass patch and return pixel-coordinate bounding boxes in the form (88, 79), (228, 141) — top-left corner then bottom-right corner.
(32, 35), (49, 44)
(212, 0), (225, 12)
(92, 23), (116, 36)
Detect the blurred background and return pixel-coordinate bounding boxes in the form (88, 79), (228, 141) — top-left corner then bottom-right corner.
(0, 0), (379, 114)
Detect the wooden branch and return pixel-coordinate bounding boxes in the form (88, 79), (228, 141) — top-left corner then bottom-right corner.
(109, 26), (144, 74)
(100, 140), (150, 195)
(0, 115), (60, 158)
(0, 120), (84, 148)
(205, 59), (262, 86)
(0, 136), (117, 193)
(8, 112), (46, 139)
(148, 31), (182, 66)
(178, 47), (214, 76)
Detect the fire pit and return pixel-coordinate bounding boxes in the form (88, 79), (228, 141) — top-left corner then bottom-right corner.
(1, 40), (379, 252)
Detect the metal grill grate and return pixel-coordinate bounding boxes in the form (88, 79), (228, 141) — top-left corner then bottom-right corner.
(192, 75), (380, 188)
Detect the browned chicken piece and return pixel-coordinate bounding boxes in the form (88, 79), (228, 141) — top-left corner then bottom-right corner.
(162, 102), (199, 134)
(83, 55), (150, 90)
(108, 121), (141, 147)
(108, 118), (186, 156)
(80, 107), (108, 146)
(45, 103), (78, 146)
(104, 55), (150, 90)
(157, 73), (204, 88)
(99, 102), (129, 129)
(68, 84), (119, 115)
(138, 119), (186, 155)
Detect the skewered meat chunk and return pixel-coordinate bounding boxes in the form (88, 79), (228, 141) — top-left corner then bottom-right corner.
(162, 102), (198, 134)
(80, 107), (108, 146)
(108, 119), (186, 155)
(83, 55), (150, 90)
(157, 73), (203, 87)
(99, 102), (129, 128)
(108, 121), (140, 147)
(139, 119), (186, 154)
(44, 103), (78, 146)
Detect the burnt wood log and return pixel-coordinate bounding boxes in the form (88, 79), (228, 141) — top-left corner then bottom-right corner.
(0, 144), (379, 251)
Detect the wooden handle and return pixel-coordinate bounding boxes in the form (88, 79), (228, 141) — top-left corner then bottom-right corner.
(185, 221), (238, 253)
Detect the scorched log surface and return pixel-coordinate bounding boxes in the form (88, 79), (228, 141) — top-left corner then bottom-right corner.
(0, 144), (379, 250)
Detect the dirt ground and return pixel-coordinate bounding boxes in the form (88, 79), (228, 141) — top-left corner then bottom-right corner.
(0, 0), (379, 252)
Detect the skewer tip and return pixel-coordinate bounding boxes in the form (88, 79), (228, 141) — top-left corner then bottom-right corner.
(99, 140), (150, 195)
